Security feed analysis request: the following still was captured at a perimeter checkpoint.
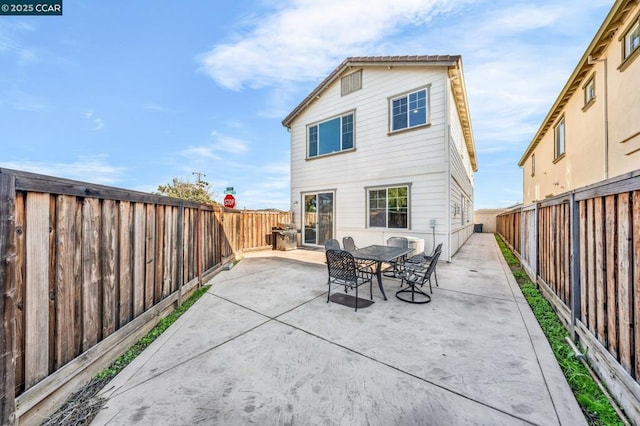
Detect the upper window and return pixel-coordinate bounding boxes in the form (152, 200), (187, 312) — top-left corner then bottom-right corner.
(307, 112), (354, 158)
(341, 70), (362, 96)
(389, 87), (429, 132)
(623, 18), (639, 60)
(554, 117), (565, 160)
(583, 76), (595, 107)
(368, 186), (409, 229)
(531, 153), (536, 177)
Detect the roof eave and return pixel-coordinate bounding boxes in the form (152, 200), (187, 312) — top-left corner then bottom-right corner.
(518, 0), (633, 166)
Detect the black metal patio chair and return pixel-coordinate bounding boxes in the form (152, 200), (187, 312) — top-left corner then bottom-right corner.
(405, 242), (442, 287)
(342, 236), (376, 269)
(324, 238), (341, 250)
(396, 250), (441, 304)
(325, 249), (373, 311)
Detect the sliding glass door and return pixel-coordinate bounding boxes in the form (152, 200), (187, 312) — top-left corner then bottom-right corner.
(303, 192), (334, 246)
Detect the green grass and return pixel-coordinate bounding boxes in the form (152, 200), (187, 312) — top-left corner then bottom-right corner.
(97, 285), (211, 380)
(495, 235), (624, 426)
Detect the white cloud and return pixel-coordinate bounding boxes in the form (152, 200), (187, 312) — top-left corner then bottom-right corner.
(84, 111), (105, 131)
(198, 0), (472, 90)
(0, 155), (125, 185)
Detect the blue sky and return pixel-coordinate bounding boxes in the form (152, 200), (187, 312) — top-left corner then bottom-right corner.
(0, 0), (613, 210)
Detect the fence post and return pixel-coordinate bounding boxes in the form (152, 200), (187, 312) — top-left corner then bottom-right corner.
(197, 206), (202, 288)
(0, 171), (17, 425)
(569, 193), (581, 340)
(533, 203), (538, 280)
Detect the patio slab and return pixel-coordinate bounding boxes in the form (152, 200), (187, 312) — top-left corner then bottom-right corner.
(91, 233), (586, 426)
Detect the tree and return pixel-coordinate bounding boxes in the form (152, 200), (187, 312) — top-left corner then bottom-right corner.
(155, 177), (216, 204)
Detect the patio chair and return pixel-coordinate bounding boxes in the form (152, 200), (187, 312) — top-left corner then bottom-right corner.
(324, 239), (341, 250)
(342, 236), (376, 269)
(325, 249), (373, 311)
(405, 242), (442, 287)
(383, 236), (409, 278)
(396, 250), (441, 304)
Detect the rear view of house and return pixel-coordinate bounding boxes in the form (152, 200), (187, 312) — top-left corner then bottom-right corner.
(282, 56), (477, 261)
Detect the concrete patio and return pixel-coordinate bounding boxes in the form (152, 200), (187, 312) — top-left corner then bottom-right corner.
(91, 233), (585, 425)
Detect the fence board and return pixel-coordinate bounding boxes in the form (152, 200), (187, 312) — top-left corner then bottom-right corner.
(580, 201), (588, 327)
(587, 199), (596, 333)
(25, 193), (50, 389)
(155, 205), (165, 304)
(81, 198), (101, 352)
(14, 193), (25, 395)
(617, 193), (632, 374)
(118, 201), (132, 327)
(605, 195), (618, 358)
(144, 204), (155, 310)
(48, 196), (55, 375)
(54, 195), (76, 369)
(101, 199), (117, 339)
(594, 198), (606, 344)
(0, 173), (16, 424)
(133, 203), (145, 317)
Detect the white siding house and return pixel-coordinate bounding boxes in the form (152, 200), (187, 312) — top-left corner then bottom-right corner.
(282, 56), (477, 261)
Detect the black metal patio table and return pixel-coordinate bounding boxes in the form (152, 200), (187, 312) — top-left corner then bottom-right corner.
(348, 245), (414, 300)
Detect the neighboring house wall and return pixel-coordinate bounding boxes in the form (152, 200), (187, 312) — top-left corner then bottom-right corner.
(473, 208), (507, 234)
(285, 57), (476, 262)
(520, 0), (640, 204)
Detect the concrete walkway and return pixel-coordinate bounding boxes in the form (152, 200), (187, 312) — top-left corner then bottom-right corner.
(91, 233), (586, 425)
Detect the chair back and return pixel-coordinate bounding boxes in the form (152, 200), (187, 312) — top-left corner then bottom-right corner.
(430, 242), (443, 257)
(423, 250), (441, 281)
(324, 239), (341, 250)
(387, 236), (408, 248)
(325, 249), (358, 282)
(342, 236), (357, 251)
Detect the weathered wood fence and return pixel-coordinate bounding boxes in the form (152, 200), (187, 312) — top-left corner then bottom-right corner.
(497, 170), (640, 423)
(0, 168), (293, 425)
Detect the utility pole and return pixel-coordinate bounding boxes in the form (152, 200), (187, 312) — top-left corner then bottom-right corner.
(192, 172), (206, 187)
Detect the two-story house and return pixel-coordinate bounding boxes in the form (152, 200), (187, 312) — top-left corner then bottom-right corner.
(519, 0), (640, 204)
(282, 56), (477, 262)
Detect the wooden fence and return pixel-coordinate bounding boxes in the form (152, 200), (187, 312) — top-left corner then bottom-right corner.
(496, 170), (640, 423)
(0, 168), (293, 425)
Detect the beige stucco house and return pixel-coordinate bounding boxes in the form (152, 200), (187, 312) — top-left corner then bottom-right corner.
(282, 56), (477, 261)
(519, 0), (640, 204)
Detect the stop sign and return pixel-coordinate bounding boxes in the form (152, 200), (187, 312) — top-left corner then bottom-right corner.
(223, 194), (236, 209)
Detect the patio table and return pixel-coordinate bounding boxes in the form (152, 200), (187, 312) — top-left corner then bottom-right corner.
(348, 245), (414, 300)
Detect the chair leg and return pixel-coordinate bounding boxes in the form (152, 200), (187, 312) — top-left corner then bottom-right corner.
(355, 283), (358, 312)
(327, 280), (331, 303)
(434, 268), (439, 287)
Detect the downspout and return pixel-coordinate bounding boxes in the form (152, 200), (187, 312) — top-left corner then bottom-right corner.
(588, 56), (609, 179)
(445, 72), (452, 262)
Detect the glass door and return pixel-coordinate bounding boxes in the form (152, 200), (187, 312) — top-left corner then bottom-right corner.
(303, 192), (334, 246)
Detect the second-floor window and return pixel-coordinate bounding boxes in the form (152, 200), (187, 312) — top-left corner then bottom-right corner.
(307, 112), (354, 158)
(584, 76), (595, 107)
(390, 87), (429, 132)
(623, 18), (639, 60)
(554, 117), (565, 160)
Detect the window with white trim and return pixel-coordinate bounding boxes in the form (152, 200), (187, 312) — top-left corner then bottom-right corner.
(554, 117), (565, 159)
(584, 76), (595, 106)
(623, 18), (639, 60)
(389, 87), (429, 132)
(368, 186), (409, 229)
(307, 112), (354, 158)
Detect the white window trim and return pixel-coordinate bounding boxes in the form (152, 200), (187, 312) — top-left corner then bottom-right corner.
(554, 117), (566, 161)
(306, 110), (356, 159)
(365, 184), (411, 229)
(582, 74), (596, 109)
(619, 12), (640, 70)
(388, 85), (431, 134)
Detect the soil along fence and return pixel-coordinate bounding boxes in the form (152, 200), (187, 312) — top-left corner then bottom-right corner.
(0, 168), (292, 425)
(496, 170), (640, 423)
